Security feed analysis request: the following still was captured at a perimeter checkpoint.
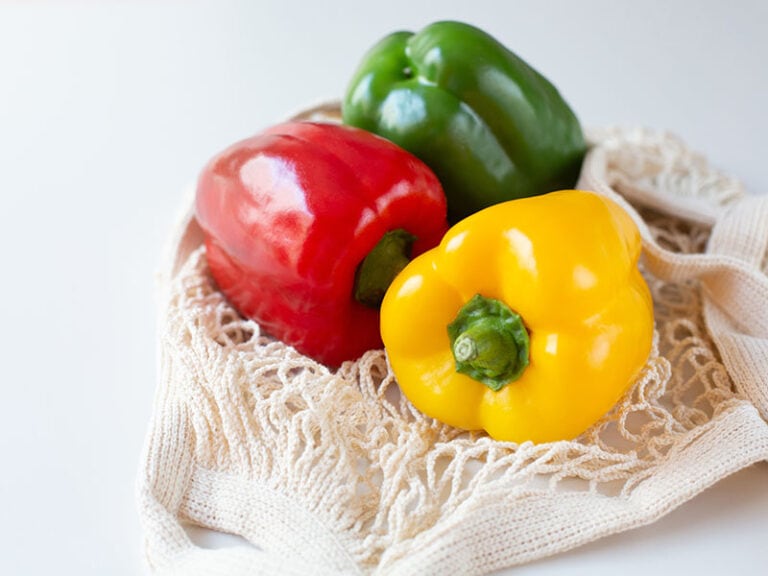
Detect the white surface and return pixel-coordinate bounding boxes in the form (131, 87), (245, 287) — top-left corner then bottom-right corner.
(0, 1), (765, 574)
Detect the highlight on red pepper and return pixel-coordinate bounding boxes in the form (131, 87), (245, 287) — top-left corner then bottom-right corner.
(195, 121), (449, 366)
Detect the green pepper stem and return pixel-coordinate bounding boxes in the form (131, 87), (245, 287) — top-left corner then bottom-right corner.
(447, 294), (530, 391)
(354, 229), (416, 309)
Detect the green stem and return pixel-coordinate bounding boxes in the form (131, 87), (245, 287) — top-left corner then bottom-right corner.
(447, 294), (530, 391)
(354, 229), (416, 309)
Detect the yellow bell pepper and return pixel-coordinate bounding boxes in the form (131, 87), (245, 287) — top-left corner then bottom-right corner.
(380, 190), (654, 443)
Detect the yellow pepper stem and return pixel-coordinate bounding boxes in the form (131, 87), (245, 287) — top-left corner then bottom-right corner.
(355, 229), (416, 308)
(448, 294), (530, 391)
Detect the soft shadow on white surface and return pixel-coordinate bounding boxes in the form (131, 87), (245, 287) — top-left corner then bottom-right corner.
(184, 522), (260, 551)
(500, 462), (768, 575)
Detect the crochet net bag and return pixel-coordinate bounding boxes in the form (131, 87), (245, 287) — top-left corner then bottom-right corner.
(137, 104), (768, 575)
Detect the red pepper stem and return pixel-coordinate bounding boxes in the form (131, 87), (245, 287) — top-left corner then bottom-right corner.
(354, 229), (416, 309)
(448, 294), (530, 391)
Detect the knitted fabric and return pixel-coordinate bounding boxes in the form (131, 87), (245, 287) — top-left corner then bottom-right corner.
(137, 105), (768, 575)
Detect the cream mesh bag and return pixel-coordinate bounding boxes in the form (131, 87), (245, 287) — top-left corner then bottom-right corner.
(137, 105), (768, 575)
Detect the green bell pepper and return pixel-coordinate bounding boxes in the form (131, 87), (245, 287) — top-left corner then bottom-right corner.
(342, 21), (587, 222)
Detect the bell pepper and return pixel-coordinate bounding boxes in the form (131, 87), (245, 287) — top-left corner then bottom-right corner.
(195, 121), (448, 367)
(342, 20), (587, 223)
(380, 190), (654, 443)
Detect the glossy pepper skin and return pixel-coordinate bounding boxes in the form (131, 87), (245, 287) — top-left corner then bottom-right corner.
(342, 21), (587, 223)
(381, 190), (654, 443)
(196, 121), (448, 367)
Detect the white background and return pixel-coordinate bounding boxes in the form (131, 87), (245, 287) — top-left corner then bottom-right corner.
(1, 1), (766, 574)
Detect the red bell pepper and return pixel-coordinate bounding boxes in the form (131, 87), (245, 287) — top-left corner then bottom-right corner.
(195, 121), (448, 366)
